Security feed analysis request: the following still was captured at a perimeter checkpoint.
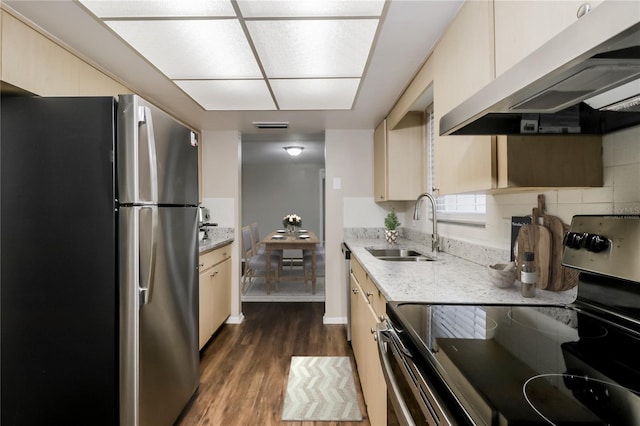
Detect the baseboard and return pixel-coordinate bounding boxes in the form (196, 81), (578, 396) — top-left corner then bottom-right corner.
(226, 314), (245, 324)
(323, 315), (347, 325)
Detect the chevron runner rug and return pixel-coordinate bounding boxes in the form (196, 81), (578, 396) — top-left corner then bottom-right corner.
(282, 356), (363, 421)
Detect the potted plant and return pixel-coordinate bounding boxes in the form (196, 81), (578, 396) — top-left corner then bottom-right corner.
(384, 209), (400, 244)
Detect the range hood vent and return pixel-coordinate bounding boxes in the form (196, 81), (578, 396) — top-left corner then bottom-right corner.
(440, 1), (640, 136)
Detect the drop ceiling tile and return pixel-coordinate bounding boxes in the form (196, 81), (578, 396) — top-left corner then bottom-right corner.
(80, 0), (236, 18)
(247, 19), (379, 78)
(237, 0), (384, 18)
(106, 19), (262, 79)
(175, 79), (277, 110)
(270, 78), (360, 110)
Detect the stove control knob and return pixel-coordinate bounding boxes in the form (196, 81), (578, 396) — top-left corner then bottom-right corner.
(584, 234), (609, 253)
(563, 232), (586, 249)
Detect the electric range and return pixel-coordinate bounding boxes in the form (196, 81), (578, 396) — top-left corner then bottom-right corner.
(380, 215), (640, 425)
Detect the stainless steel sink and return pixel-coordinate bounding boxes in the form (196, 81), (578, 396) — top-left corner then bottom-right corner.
(366, 248), (435, 262)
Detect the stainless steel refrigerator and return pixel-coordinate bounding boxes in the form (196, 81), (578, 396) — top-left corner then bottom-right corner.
(1, 94), (200, 425)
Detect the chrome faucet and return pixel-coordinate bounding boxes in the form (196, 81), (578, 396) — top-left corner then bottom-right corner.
(413, 192), (439, 254)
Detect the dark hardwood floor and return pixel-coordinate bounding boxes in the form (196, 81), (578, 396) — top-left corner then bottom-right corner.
(176, 302), (371, 426)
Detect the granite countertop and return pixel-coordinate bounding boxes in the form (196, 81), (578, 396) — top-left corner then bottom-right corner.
(199, 236), (234, 254)
(344, 237), (577, 305)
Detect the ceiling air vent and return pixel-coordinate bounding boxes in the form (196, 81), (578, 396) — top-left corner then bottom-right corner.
(252, 121), (289, 129)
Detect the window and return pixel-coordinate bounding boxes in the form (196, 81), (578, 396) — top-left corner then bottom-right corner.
(426, 105), (486, 225)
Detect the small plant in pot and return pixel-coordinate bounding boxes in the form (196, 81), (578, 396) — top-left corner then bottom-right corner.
(384, 209), (400, 244)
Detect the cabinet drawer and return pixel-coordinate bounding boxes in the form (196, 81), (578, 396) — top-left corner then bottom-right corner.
(362, 277), (386, 319)
(199, 244), (231, 272)
(351, 257), (386, 318)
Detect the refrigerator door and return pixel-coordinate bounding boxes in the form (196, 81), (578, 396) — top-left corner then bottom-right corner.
(120, 205), (199, 426)
(117, 94), (199, 206)
(1, 96), (118, 425)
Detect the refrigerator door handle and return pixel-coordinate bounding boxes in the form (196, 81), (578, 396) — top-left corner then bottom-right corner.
(138, 106), (158, 204)
(139, 205), (158, 305)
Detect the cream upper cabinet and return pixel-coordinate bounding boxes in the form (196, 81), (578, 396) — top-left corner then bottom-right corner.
(1, 11), (130, 96)
(413, 0), (605, 195)
(432, 0), (496, 195)
(374, 112), (425, 201)
(494, 0), (604, 77)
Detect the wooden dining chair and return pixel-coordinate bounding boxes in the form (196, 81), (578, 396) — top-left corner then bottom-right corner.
(250, 222), (283, 260)
(241, 225), (280, 293)
(302, 242), (325, 293)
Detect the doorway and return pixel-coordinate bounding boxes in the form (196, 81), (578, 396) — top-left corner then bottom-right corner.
(240, 133), (326, 302)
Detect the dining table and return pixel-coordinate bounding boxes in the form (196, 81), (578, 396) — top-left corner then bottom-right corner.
(262, 230), (320, 295)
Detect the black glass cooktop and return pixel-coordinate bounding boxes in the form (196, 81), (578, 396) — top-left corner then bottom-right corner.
(387, 302), (640, 425)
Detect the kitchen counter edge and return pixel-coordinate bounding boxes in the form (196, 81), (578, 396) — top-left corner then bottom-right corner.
(199, 237), (234, 254)
(343, 237), (577, 306)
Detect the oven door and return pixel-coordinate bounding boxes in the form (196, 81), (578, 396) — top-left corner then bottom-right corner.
(376, 322), (455, 426)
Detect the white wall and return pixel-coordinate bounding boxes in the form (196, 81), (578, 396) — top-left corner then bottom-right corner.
(242, 163), (324, 237)
(325, 129), (376, 322)
(201, 130), (244, 322)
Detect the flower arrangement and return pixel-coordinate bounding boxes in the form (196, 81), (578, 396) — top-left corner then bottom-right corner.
(282, 214), (302, 228)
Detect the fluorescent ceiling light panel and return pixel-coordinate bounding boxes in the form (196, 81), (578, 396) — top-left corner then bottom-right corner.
(247, 19), (379, 78)
(175, 80), (276, 110)
(80, 0), (235, 18)
(237, 0), (385, 18)
(106, 19), (262, 79)
(270, 78), (360, 110)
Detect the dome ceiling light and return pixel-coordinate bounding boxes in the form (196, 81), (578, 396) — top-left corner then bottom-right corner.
(284, 146), (304, 157)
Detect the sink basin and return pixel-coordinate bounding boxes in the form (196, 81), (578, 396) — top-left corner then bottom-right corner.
(366, 248), (435, 262)
(378, 256), (436, 262)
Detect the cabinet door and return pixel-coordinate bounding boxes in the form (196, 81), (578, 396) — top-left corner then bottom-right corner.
(350, 272), (366, 373)
(374, 114), (425, 201)
(433, 0), (495, 195)
(373, 120), (388, 201)
(350, 268), (387, 425)
(210, 257), (231, 332)
(198, 269), (214, 349)
(494, 0), (604, 77)
(387, 112), (424, 200)
(363, 303), (386, 426)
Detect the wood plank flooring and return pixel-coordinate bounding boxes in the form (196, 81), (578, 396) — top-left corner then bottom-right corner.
(176, 302), (371, 426)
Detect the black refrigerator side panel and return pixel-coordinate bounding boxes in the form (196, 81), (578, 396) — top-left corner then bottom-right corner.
(1, 97), (118, 425)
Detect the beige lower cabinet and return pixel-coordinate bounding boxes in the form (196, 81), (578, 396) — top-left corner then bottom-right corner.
(350, 257), (387, 425)
(198, 244), (231, 349)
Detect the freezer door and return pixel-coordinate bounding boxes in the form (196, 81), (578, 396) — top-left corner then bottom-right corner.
(117, 95), (199, 206)
(120, 206), (200, 426)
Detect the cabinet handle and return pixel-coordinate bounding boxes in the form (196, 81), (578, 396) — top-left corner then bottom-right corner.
(210, 271), (218, 278)
(366, 291), (374, 298)
(199, 263), (205, 268)
(351, 288), (359, 294)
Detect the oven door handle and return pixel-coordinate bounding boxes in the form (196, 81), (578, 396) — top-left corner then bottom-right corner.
(376, 323), (417, 426)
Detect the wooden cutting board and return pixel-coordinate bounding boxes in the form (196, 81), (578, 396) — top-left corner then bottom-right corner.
(516, 223), (551, 289)
(536, 194), (578, 291)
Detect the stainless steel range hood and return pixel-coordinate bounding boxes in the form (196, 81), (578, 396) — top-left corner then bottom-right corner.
(440, 1), (640, 136)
